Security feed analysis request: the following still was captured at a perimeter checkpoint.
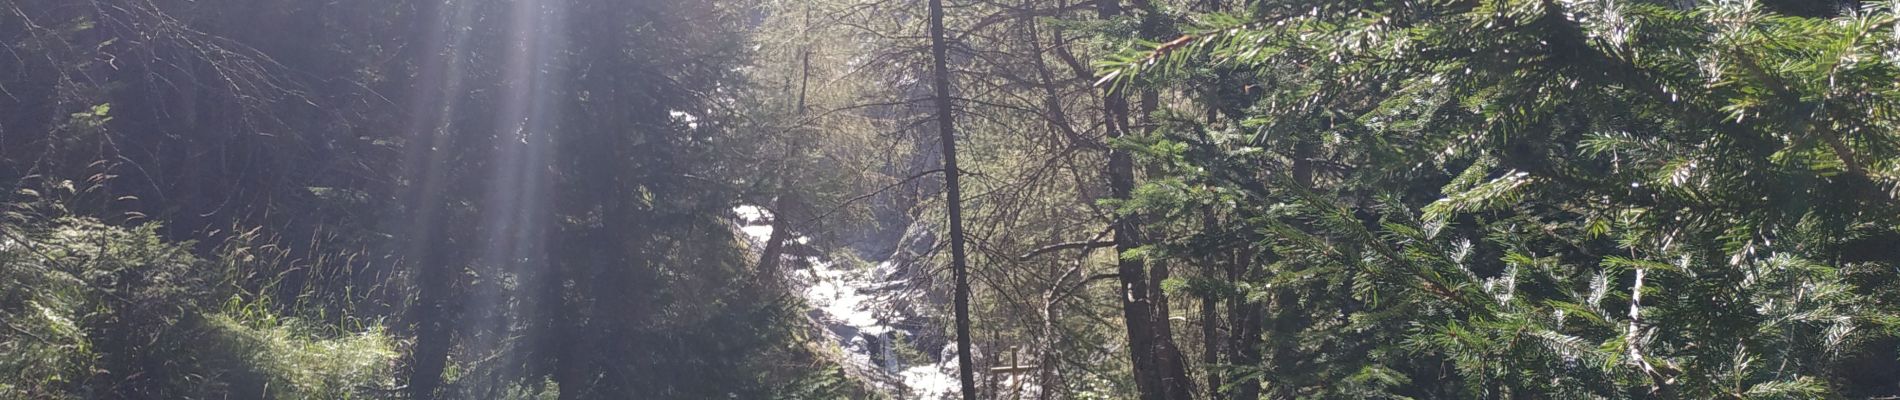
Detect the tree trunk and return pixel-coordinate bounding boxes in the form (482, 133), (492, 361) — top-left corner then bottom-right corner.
(1095, 0), (1170, 397)
(756, 196), (794, 281)
(1121, 3), (1197, 394)
(409, 244), (458, 400)
(759, 6), (812, 285)
(927, 0), (979, 397)
(1138, 80), (1197, 400)
(1228, 249), (1264, 400)
(1260, 140), (1320, 399)
(401, 0), (456, 397)
(1200, 208), (1224, 399)
(1038, 294), (1062, 400)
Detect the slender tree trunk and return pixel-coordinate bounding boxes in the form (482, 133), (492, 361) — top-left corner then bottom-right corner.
(1149, 261), (1195, 400)
(1260, 140), (1320, 399)
(759, 5), (813, 284)
(1138, 85), (1197, 400)
(410, 243), (458, 400)
(1104, 77), (1167, 400)
(756, 196), (794, 280)
(1228, 305), (1263, 399)
(402, 0), (455, 397)
(987, 331), (1002, 396)
(796, 4), (812, 113)
(1097, 0), (1166, 397)
(927, 0), (979, 397)
(1121, 2), (1197, 395)
(1224, 248), (1264, 399)
(1023, 0), (1087, 147)
(1198, 108), (1230, 399)
(1266, 286), (1313, 399)
(1038, 294), (1061, 400)
(1200, 295), (1221, 396)
(1200, 207), (1224, 399)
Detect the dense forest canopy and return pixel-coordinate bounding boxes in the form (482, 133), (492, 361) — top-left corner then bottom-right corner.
(2, 0), (1896, 399)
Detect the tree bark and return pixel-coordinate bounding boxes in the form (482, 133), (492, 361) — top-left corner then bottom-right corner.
(1260, 139), (1320, 400)
(1095, 0), (1171, 398)
(759, 4), (812, 285)
(1121, 2), (1198, 396)
(927, 0), (980, 397)
(409, 242), (457, 400)
(1137, 81), (1197, 400)
(755, 197), (794, 280)
(1200, 208), (1224, 399)
(1038, 294), (1062, 400)
(1226, 247), (1264, 400)
(401, 0), (456, 398)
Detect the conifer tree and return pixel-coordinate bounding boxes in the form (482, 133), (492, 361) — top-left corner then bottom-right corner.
(1102, 0), (1900, 396)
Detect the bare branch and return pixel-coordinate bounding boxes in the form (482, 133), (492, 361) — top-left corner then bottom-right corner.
(804, 168), (946, 224)
(1017, 240), (1116, 261)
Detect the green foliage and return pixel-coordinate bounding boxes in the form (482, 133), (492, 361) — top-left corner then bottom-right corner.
(0, 192), (395, 399)
(0, 193), (198, 398)
(6, 0), (1896, 398)
(1110, 0), (1900, 397)
(191, 313), (397, 400)
(7, 0), (888, 397)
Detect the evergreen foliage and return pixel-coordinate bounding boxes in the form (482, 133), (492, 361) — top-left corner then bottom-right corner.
(0, 188), (396, 399)
(1104, 0), (1900, 397)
